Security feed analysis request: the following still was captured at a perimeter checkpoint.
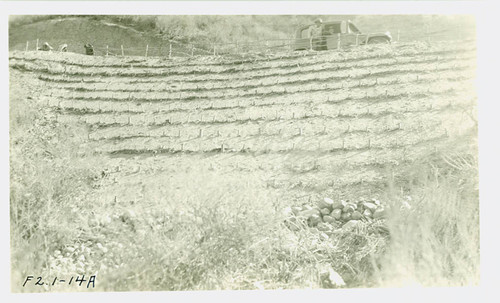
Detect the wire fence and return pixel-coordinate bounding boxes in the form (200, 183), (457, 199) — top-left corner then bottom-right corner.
(19, 30), (475, 59)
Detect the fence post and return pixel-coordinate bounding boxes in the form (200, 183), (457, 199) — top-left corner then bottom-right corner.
(145, 44), (148, 57)
(337, 33), (341, 49)
(309, 37), (313, 50)
(25, 41), (29, 52)
(121, 45), (124, 56)
(106, 45), (109, 56)
(36, 38), (39, 51)
(169, 43), (172, 58)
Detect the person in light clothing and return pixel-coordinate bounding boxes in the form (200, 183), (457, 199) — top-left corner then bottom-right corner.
(309, 18), (325, 51)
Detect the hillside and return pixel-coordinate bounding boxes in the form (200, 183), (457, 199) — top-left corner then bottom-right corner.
(10, 39), (478, 291)
(9, 15), (476, 56)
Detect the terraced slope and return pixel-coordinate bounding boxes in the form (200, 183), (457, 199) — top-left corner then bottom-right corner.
(9, 42), (477, 208)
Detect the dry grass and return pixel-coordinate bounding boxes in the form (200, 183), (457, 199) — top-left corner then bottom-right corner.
(9, 63), (479, 291)
(376, 144), (479, 287)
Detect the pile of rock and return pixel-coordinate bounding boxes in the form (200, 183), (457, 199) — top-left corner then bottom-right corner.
(284, 197), (387, 232)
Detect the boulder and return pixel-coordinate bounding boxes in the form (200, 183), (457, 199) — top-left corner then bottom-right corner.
(362, 202), (377, 211)
(319, 266), (346, 288)
(341, 212), (352, 221)
(318, 197), (335, 209)
(322, 215), (336, 224)
(331, 209), (342, 220)
(309, 214), (322, 226)
(342, 204), (356, 213)
(351, 211), (362, 220)
(320, 208), (331, 215)
(331, 199), (345, 210)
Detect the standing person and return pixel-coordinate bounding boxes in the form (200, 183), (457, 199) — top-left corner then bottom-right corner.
(84, 43), (94, 55)
(309, 18), (324, 51)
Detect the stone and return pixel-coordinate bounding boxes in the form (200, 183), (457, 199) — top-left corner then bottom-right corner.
(342, 204), (356, 213)
(363, 209), (372, 217)
(331, 209), (342, 220)
(318, 197), (335, 209)
(320, 208), (331, 215)
(331, 199), (345, 210)
(309, 214), (322, 226)
(320, 266), (346, 288)
(373, 207), (386, 219)
(362, 202), (377, 211)
(342, 220), (361, 230)
(351, 211), (362, 220)
(341, 212), (352, 221)
(322, 215), (336, 224)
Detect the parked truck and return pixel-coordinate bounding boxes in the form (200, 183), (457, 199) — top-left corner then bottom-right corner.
(293, 20), (392, 51)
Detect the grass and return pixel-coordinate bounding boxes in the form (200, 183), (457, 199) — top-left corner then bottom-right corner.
(10, 74), (479, 291)
(9, 72), (104, 291)
(376, 144), (480, 287)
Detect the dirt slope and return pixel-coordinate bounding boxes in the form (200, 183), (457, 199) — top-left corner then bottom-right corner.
(9, 42), (478, 206)
(9, 17), (162, 55)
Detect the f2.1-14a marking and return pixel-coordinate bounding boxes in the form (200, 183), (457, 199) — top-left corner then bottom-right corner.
(23, 275), (96, 288)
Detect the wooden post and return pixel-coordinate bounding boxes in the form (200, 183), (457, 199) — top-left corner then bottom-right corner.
(337, 33), (341, 49)
(145, 44), (149, 57)
(36, 39), (39, 51)
(309, 37), (313, 50)
(121, 45), (124, 56)
(25, 41), (29, 52)
(169, 43), (172, 58)
(106, 45), (109, 56)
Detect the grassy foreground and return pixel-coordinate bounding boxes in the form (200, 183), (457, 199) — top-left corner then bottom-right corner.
(10, 72), (479, 291)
